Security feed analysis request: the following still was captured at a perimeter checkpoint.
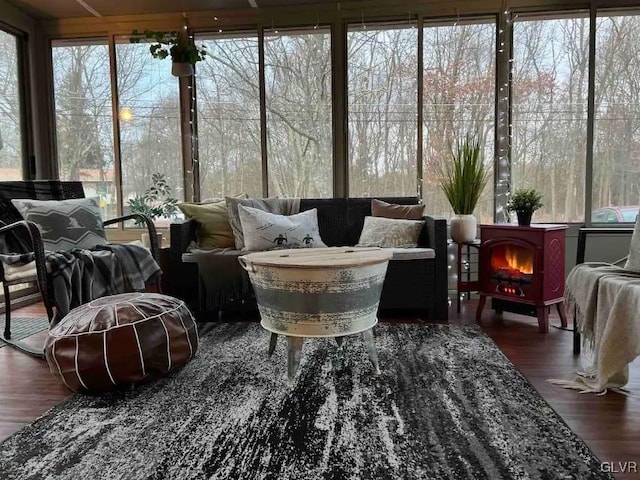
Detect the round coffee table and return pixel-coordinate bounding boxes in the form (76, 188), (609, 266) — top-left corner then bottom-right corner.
(239, 247), (392, 384)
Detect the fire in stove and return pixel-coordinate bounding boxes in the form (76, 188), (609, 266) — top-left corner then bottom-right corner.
(490, 244), (534, 283)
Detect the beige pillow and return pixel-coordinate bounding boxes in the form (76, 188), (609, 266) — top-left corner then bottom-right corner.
(178, 193), (247, 248)
(372, 199), (425, 220)
(178, 200), (235, 249)
(357, 216), (424, 248)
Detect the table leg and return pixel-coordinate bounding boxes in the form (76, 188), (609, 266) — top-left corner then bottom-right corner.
(268, 332), (278, 356)
(335, 336), (345, 347)
(287, 336), (304, 385)
(362, 328), (380, 374)
(476, 295), (487, 323)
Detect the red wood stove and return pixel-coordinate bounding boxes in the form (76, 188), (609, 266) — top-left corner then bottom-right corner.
(475, 224), (568, 333)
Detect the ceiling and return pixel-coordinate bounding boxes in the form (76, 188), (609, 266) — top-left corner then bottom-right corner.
(6, 0), (346, 19)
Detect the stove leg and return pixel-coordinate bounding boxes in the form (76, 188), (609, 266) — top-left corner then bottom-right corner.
(476, 295), (487, 323)
(268, 332), (278, 356)
(362, 328), (380, 375)
(287, 336), (304, 386)
(536, 306), (549, 333)
(556, 302), (568, 328)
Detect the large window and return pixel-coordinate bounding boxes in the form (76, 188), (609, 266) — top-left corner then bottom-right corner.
(348, 23), (418, 197)
(264, 28), (332, 198)
(52, 39), (116, 218)
(423, 20), (496, 222)
(512, 14), (589, 222)
(592, 11), (640, 222)
(196, 32), (261, 199)
(116, 40), (184, 223)
(0, 30), (24, 180)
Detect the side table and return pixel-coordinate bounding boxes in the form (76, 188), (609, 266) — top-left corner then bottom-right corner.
(451, 240), (481, 313)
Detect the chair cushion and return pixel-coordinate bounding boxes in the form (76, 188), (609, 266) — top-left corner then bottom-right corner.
(357, 216), (424, 248)
(44, 293), (198, 394)
(372, 198), (425, 220)
(11, 197), (107, 252)
(238, 206), (327, 251)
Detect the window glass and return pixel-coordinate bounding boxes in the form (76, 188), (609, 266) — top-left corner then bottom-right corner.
(592, 12), (640, 222)
(0, 30), (23, 180)
(264, 28), (332, 197)
(423, 21), (496, 222)
(116, 39), (184, 226)
(53, 39), (116, 218)
(348, 23), (418, 197)
(196, 32), (262, 199)
(512, 15), (589, 222)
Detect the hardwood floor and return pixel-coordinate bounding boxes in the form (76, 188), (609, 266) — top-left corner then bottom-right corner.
(1, 300), (638, 479)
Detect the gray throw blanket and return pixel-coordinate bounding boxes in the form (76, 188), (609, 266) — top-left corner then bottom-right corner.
(193, 198), (300, 311)
(0, 244), (160, 326)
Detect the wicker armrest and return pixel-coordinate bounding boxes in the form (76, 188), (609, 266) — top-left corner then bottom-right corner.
(0, 219), (53, 320)
(170, 219), (197, 257)
(103, 214), (159, 261)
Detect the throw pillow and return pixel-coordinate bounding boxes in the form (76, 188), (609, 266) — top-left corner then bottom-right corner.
(178, 200), (236, 249)
(11, 197), (107, 252)
(226, 197), (284, 250)
(238, 205), (326, 251)
(624, 209), (640, 272)
(357, 216), (424, 248)
(371, 199), (425, 220)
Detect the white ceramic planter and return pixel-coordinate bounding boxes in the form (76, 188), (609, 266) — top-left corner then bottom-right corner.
(450, 214), (477, 243)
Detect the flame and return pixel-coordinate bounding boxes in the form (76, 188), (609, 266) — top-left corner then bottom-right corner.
(504, 247), (533, 274)
(491, 245), (534, 275)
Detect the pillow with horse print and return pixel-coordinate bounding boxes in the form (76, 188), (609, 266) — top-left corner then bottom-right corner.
(238, 205), (326, 251)
(11, 197), (107, 252)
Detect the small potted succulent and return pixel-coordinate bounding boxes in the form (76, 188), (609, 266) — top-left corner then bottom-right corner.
(130, 28), (207, 77)
(506, 188), (544, 226)
(128, 173), (179, 247)
(438, 134), (490, 242)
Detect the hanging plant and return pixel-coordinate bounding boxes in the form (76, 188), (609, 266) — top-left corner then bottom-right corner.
(130, 28), (208, 77)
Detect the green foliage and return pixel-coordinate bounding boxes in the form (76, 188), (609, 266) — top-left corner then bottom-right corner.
(506, 188), (544, 214)
(128, 173), (179, 226)
(130, 29), (207, 65)
(438, 134), (490, 215)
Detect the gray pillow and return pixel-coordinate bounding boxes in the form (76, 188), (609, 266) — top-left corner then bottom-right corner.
(238, 205), (326, 251)
(624, 209), (640, 272)
(225, 197), (284, 250)
(11, 197), (107, 252)
(357, 216), (424, 248)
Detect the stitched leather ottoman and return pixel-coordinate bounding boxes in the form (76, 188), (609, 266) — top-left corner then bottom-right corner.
(44, 293), (198, 393)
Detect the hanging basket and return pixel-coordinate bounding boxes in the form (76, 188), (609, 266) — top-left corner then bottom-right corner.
(171, 62), (194, 77)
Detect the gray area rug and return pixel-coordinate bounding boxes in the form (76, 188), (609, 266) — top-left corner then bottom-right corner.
(0, 316), (48, 347)
(0, 323), (612, 480)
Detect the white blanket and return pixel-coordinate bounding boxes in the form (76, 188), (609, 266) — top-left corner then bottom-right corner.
(549, 263), (640, 394)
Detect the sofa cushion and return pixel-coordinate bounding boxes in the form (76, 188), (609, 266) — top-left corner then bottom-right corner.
(385, 247), (435, 261)
(357, 216), (424, 248)
(11, 197), (107, 252)
(372, 199), (425, 220)
(239, 206), (326, 251)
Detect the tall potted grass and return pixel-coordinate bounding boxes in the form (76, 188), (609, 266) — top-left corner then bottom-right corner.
(439, 134), (490, 242)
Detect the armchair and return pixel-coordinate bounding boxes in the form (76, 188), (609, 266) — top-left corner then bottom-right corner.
(0, 181), (160, 358)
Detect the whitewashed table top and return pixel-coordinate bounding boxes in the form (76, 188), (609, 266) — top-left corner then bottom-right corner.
(239, 247), (393, 268)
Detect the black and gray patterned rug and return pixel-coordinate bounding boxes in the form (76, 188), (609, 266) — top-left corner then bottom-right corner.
(0, 323), (611, 480)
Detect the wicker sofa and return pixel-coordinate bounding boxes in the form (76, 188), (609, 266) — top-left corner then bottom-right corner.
(169, 197), (448, 320)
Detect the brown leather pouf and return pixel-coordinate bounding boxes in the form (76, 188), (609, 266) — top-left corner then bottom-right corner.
(44, 293), (198, 394)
